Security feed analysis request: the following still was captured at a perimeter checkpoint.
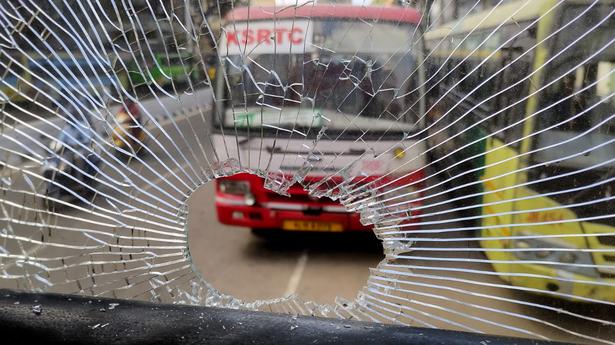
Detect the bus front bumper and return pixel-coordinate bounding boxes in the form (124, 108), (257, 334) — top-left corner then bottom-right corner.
(215, 200), (373, 232)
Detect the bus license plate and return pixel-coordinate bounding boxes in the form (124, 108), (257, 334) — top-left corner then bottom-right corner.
(282, 220), (343, 232)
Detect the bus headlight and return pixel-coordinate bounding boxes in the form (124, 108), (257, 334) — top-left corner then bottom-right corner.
(244, 193), (256, 206)
(218, 180), (250, 195)
(218, 180), (255, 206)
(559, 252), (577, 264)
(512, 236), (599, 278)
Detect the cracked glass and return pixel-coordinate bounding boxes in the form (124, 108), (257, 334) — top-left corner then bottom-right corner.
(0, 0), (614, 343)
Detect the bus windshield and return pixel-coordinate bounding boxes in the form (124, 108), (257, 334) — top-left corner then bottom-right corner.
(216, 19), (424, 137)
(532, 5), (615, 224)
(535, 5), (615, 169)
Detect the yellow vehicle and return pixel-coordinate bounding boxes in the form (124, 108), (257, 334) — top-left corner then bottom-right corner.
(425, 0), (615, 301)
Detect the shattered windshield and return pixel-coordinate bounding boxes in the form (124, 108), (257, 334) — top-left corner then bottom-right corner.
(0, 1), (615, 344)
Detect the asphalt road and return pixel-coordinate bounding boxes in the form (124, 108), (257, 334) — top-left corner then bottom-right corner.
(0, 107), (614, 344)
(187, 183), (382, 304)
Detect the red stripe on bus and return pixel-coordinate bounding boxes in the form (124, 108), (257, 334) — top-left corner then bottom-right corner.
(226, 5), (422, 25)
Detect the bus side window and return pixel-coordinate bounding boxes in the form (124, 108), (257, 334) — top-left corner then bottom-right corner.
(451, 31), (498, 118)
(497, 23), (536, 144)
(475, 32), (500, 111)
(457, 33), (479, 97)
(444, 35), (464, 93)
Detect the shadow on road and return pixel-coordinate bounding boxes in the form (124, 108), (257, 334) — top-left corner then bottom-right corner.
(243, 230), (383, 256)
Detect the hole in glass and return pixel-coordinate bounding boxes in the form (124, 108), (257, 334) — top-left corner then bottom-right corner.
(186, 177), (383, 304)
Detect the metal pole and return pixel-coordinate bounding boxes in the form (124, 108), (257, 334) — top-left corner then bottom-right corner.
(185, 0), (194, 55)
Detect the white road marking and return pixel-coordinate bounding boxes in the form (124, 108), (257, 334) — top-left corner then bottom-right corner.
(284, 249), (309, 297)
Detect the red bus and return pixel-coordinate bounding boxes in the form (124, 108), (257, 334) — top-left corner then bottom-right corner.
(212, 5), (427, 234)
